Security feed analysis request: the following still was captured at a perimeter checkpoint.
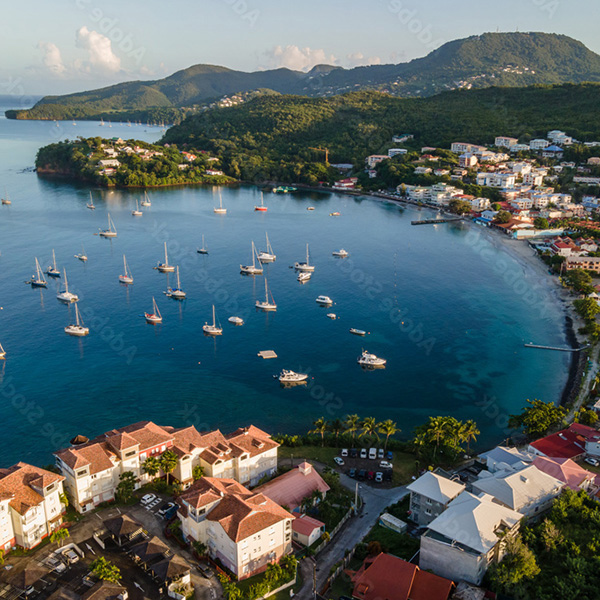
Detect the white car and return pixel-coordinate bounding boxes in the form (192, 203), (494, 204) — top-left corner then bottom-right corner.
(62, 549), (79, 564)
(360, 448), (367, 459)
(341, 448), (348, 457)
(334, 457), (345, 466)
(368, 448), (377, 459)
(379, 461), (393, 469)
(585, 457), (599, 467)
(377, 448), (384, 459)
(141, 493), (157, 505)
(375, 472), (383, 483)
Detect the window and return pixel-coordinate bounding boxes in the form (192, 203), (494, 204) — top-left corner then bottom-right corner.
(242, 540), (248, 549)
(269, 539), (275, 547)
(46, 484), (55, 492)
(161, 445), (166, 452)
(124, 451), (136, 458)
(76, 469), (87, 478)
(425, 509), (431, 516)
(426, 498), (432, 505)
(269, 527), (275, 535)
(285, 533), (291, 542)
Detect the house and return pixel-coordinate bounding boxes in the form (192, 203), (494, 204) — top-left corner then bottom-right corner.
(530, 139), (550, 151)
(550, 238), (580, 257)
(588, 157), (600, 166)
(407, 472), (465, 526)
(97, 159), (121, 169)
(527, 424), (592, 460)
(478, 446), (534, 474)
(253, 462), (330, 513)
(451, 143), (487, 155)
(0, 463), (66, 550)
(434, 169), (450, 177)
(565, 255), (600, 273)
(388, 148), (408, 157)
(476, 173), (516, 188)
(205, 170), (224, 176)
(291, 514), (325, 547)
(365, 155), (389, 169)
(471, 465), (564, 517)
(459, 154), (478, 168)
(542, 145), (564, 159)
(177, 477), (293, 579)
(414, 167), (432, 175)
(333, 178), (358, 190)
(548, 130), (573, 145)
(510, 144), (532, 153)
(523, 173), (544, 187)
(533, 456), (597, 492)
(181, 152), (197, 162)
(350, 553), (454, 600)
(419, 492), (522, 585)
(569, 423), (600, 458)
(495, 137), (519, 149)
(393, 134), (414, 143)
(469, 197), (491, 211)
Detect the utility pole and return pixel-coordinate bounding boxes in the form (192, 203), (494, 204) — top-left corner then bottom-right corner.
(309, 147), (330, 164)
(354, 482), (359, 513)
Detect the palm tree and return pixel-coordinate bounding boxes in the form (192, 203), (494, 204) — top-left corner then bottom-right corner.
(310, 417), (329, 447)
(50, 527), (70, 548)
(427, 416), (451, 457)
(458, 420), (480, 454)
(159, 450), (178, 485)
(142, 456), (161, 479)
(360, 417), (380, 442)
(344, 414), (361, 442)
(329, 418), (344, 441)
(379, 419), (400, 450)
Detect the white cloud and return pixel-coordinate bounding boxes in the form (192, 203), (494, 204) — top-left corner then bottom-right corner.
(38, 42), (67, 76)
(345, 53), (382, 68)
(263, 45), (338, 72)
(75, 26), (121, 74)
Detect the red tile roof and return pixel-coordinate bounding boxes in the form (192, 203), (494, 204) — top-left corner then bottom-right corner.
(292, 515), (324, 537)
(530, 424), (596, 459)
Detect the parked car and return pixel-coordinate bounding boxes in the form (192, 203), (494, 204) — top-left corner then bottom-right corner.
(196, 563), (212, 578)
(368, 448), (377, 459)
(585, 457), (599, 467)
(62, 549), (79, 564)
(358, 469), (366, 480)
(348, 468), (357, 478)
(386, 450), (393, 461)
(350, 448), (358, 458)
(383, 470), (393, 482)
(360, 448), (367, 459)
(158, 502), (176, 517)
(367, 471), (375, 480)
(375, 472), (383, 483)
(341, 448), (348, 457)
(377, 448), (384, 459)
(334, 457), (345, 466)
(379, 461), (393, 469)
(141, 493), (157, 505)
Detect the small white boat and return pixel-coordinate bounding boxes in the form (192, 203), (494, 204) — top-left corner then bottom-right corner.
(0, 342), (5, 359)
(327, 313), (337, 320)
(214, 191), (227, 214)
(197, 235), (208, 255)
(316, 295), (333, 305)
(57, 269), (79, 303)
(329, 212), (341, 217)
(132, 199), (142, 216)
(1, 191), (11, 206)
(29, 258), (47, 288)
(74, 245), (88, 262)
(99, 213), (117, 238)
(228, 316), (244, 326)
(119, 255), (133, 284)
(155, 242), (175, 272)
(350, 328), (367, 336)
(357, 350), (386, 367)
(203, 305), (223, 335)
(240, 241), (263, 275)
(295, 243), (315, 272)
(46, 249), (61, 278)
(278, 370), (308, 383)
(254, 192), (268, 212)
(140, 192), (151, 207)
(257, 233), (276, 263)
(165, 266), (186, 299)
(256, 278), (277, 311)
(144, 297), (162, 324)
(332, 249), (349, 257)
(298, 272), (311, 283)
(307, 206), (315, 211)
(65, 304), (89, 337)
(86, 192), (95, 210)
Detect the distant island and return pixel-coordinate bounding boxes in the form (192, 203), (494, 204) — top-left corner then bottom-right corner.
(35, 137), (234, 188)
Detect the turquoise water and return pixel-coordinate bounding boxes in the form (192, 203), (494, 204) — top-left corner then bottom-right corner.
(0, 99), (570, 466)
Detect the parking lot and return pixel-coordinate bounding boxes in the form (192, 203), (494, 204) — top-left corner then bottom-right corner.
(333, 447), (395, 487)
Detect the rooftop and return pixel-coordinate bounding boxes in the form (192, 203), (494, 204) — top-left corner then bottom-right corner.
(406, 471), (465, 505)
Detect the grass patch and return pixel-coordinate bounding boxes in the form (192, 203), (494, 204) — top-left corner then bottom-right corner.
(363, 526), (420, 561)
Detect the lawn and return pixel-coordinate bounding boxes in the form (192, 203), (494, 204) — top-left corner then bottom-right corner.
(363, 525), (420, 561)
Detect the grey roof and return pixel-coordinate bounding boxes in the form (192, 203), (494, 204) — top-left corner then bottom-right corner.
(407, 471), (465, 504)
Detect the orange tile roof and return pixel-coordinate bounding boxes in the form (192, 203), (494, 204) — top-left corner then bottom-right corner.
(292, 515), (324, 537)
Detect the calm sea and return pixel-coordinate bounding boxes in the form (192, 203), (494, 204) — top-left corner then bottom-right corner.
(0, 97), (570, 466)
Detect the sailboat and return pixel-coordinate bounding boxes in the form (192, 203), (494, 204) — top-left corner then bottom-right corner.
(294, 244), (315, 272)
(99, 118), (104, 126)
(132, 199), (143, 216)
(0, 341), (5, 359)
(254, 192), (268, 212)
(165, 266), (186, 299)
(46, 249), (61, 277)
(140, 191), (151, 207)
(64, 304), (89, 336)
(155, 242), (175, 272)
(86, 192), (95, 210)
(144, 297), (162, 324)
(240, 241), (263, 275)
(214, 191), (227, 214)
(74, 245), (88, 262)
(57, 269), (79, 303)
(28, 258), (47, 288)
(119, 255), (133, 284)
(98, 213), (117, 238)
(1, 190), (11, 205)
(257, 233), (276, 263)
(196, 235), (208, 255)
(256, 278), (277, 311)
(203, 305), (223, 335)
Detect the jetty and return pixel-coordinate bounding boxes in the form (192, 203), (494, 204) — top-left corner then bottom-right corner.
(524, 343), (590, 353)
(411, 217), (464, 226)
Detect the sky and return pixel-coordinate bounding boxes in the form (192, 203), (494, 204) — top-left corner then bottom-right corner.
(2, 0), (600, 96)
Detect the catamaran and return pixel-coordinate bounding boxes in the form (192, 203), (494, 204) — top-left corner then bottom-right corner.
(46, 249), (61, 277)
(144, 297), (162, 324)
(119, 255), (133, 284)
(240, 241), (263, 275)
(65, 304), (89, 336)
(197, 235), (208, 255)
(165, 266), (186, 299)
(155, 242), (175, 272)
(86, 192), (95, 210)
(214, 191), (227, 214)
(99, 213), (117, 237)
(29, 258), (47, 288)
(256, 278), (277, 311)
(294, 244), (315, 272)
(132, 199), (142, 216)
(257, 233), (276, 263)
(357, 350), (387, 367)
(254, 192), (268, 212)
(75, 245), (88, 262)
(203, 305), (223, 335)
(140, 191), (151, 207)
(0, 341), (5, 359)
(57, 269), (79, 303)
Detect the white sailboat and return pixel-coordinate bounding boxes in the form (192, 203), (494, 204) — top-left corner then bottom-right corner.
(1, 191), (11, 205)
(203, 305), (223, 335)
(74, 245), (88, 262)
(57, 269), (79, 303)
(165, 266), (186, 299)
(256, 278), (277, 311)
(65, 304), (89, 336)
(257, 233), (276, 263)
(214, 191), (227, 214)
(240, 241), (263, 275)
(140, 191), (151, 207)
(29, 258), (47, 288)
(86, 192), (95, 210)
(155, 242), (175, 272)
(132, 199), (142, 216)
(294, 244), (315, 272)
(197, 235), (208, 255)
(0, 341), (5, 359)
(46, 249), (61, 278)
(119, 255), (133, 284)
(144, 297), (162, 324)
(99, 213), (117, 238)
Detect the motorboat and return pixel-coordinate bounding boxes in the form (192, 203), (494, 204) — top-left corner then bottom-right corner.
(307, 206), (315, 211)
(298, 272), (311, 283)
(357, 351), (386, 367)
(228, 316), (244, 326)
(316, 295), (333, 305)
(329, 212), (341, 217)
(74, 245), (88, 262)
(350, 328), (367, 336)
(327, 313), (337, 319)
(332, 249), (349, 257)
(278, 370), (308, 383)
(65, 304), (89, 336)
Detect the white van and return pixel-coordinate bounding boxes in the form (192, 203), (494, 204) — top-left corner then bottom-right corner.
(369, 447), (377, 459)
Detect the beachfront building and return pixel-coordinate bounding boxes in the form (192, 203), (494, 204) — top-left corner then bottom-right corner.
(407, 472), (465, 526)
(419, 492), (522, 585)
(527, 424), (596, 460)
(177, 477), (293, 579)
(0, 463), (66, 550)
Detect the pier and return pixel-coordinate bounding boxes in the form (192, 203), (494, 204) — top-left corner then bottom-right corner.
(524, 343), (589, 353)
(411, 217), (464, 226)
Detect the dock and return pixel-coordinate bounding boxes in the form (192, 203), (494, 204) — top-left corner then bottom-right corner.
(411, 217), (464, 226)
(258, 350), (278, 359)
(524, 343), (589, 353)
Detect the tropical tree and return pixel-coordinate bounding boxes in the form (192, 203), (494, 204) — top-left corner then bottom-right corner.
(193, 540), (208, 556)
(116, 471), (137, 502)
(0, 549), (4, 566)
(192, 465), (205, 481)
(509, 399), (567, 439)
(344, 414), (361, 441)
(360, 417), (380, 442)
(458, 419), (480, 454)
(488, 534), (540, 597)
(59, 492), (69, 508)
(329, 418), (345, 441)
(310, 417), (329, 446)
(160, 450), (178, 485)
(91, 557), (121, 583)
(379, 419), (400, 450)
(142, 456), (161, 478)
(426, 416), (451, 457)
(50, 527), (70, 548)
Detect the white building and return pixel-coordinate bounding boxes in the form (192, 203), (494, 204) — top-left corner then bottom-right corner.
(388, 148), (408, 157)
(407, 472), (465, 526)
(530, 139), (550, 151)
(478, 446), (534, 474)
(495, 137), (519, 149)
(451, 143), (487, 154)
(365, 155), (389, 169)
(97, 159), (121, 168)
(469, 197), (491, 211)
(476, 173), (516, 188)
(459, 154), (478, 168)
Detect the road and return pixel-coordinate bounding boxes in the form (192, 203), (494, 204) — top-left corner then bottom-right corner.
(567, 344), (599, 422)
